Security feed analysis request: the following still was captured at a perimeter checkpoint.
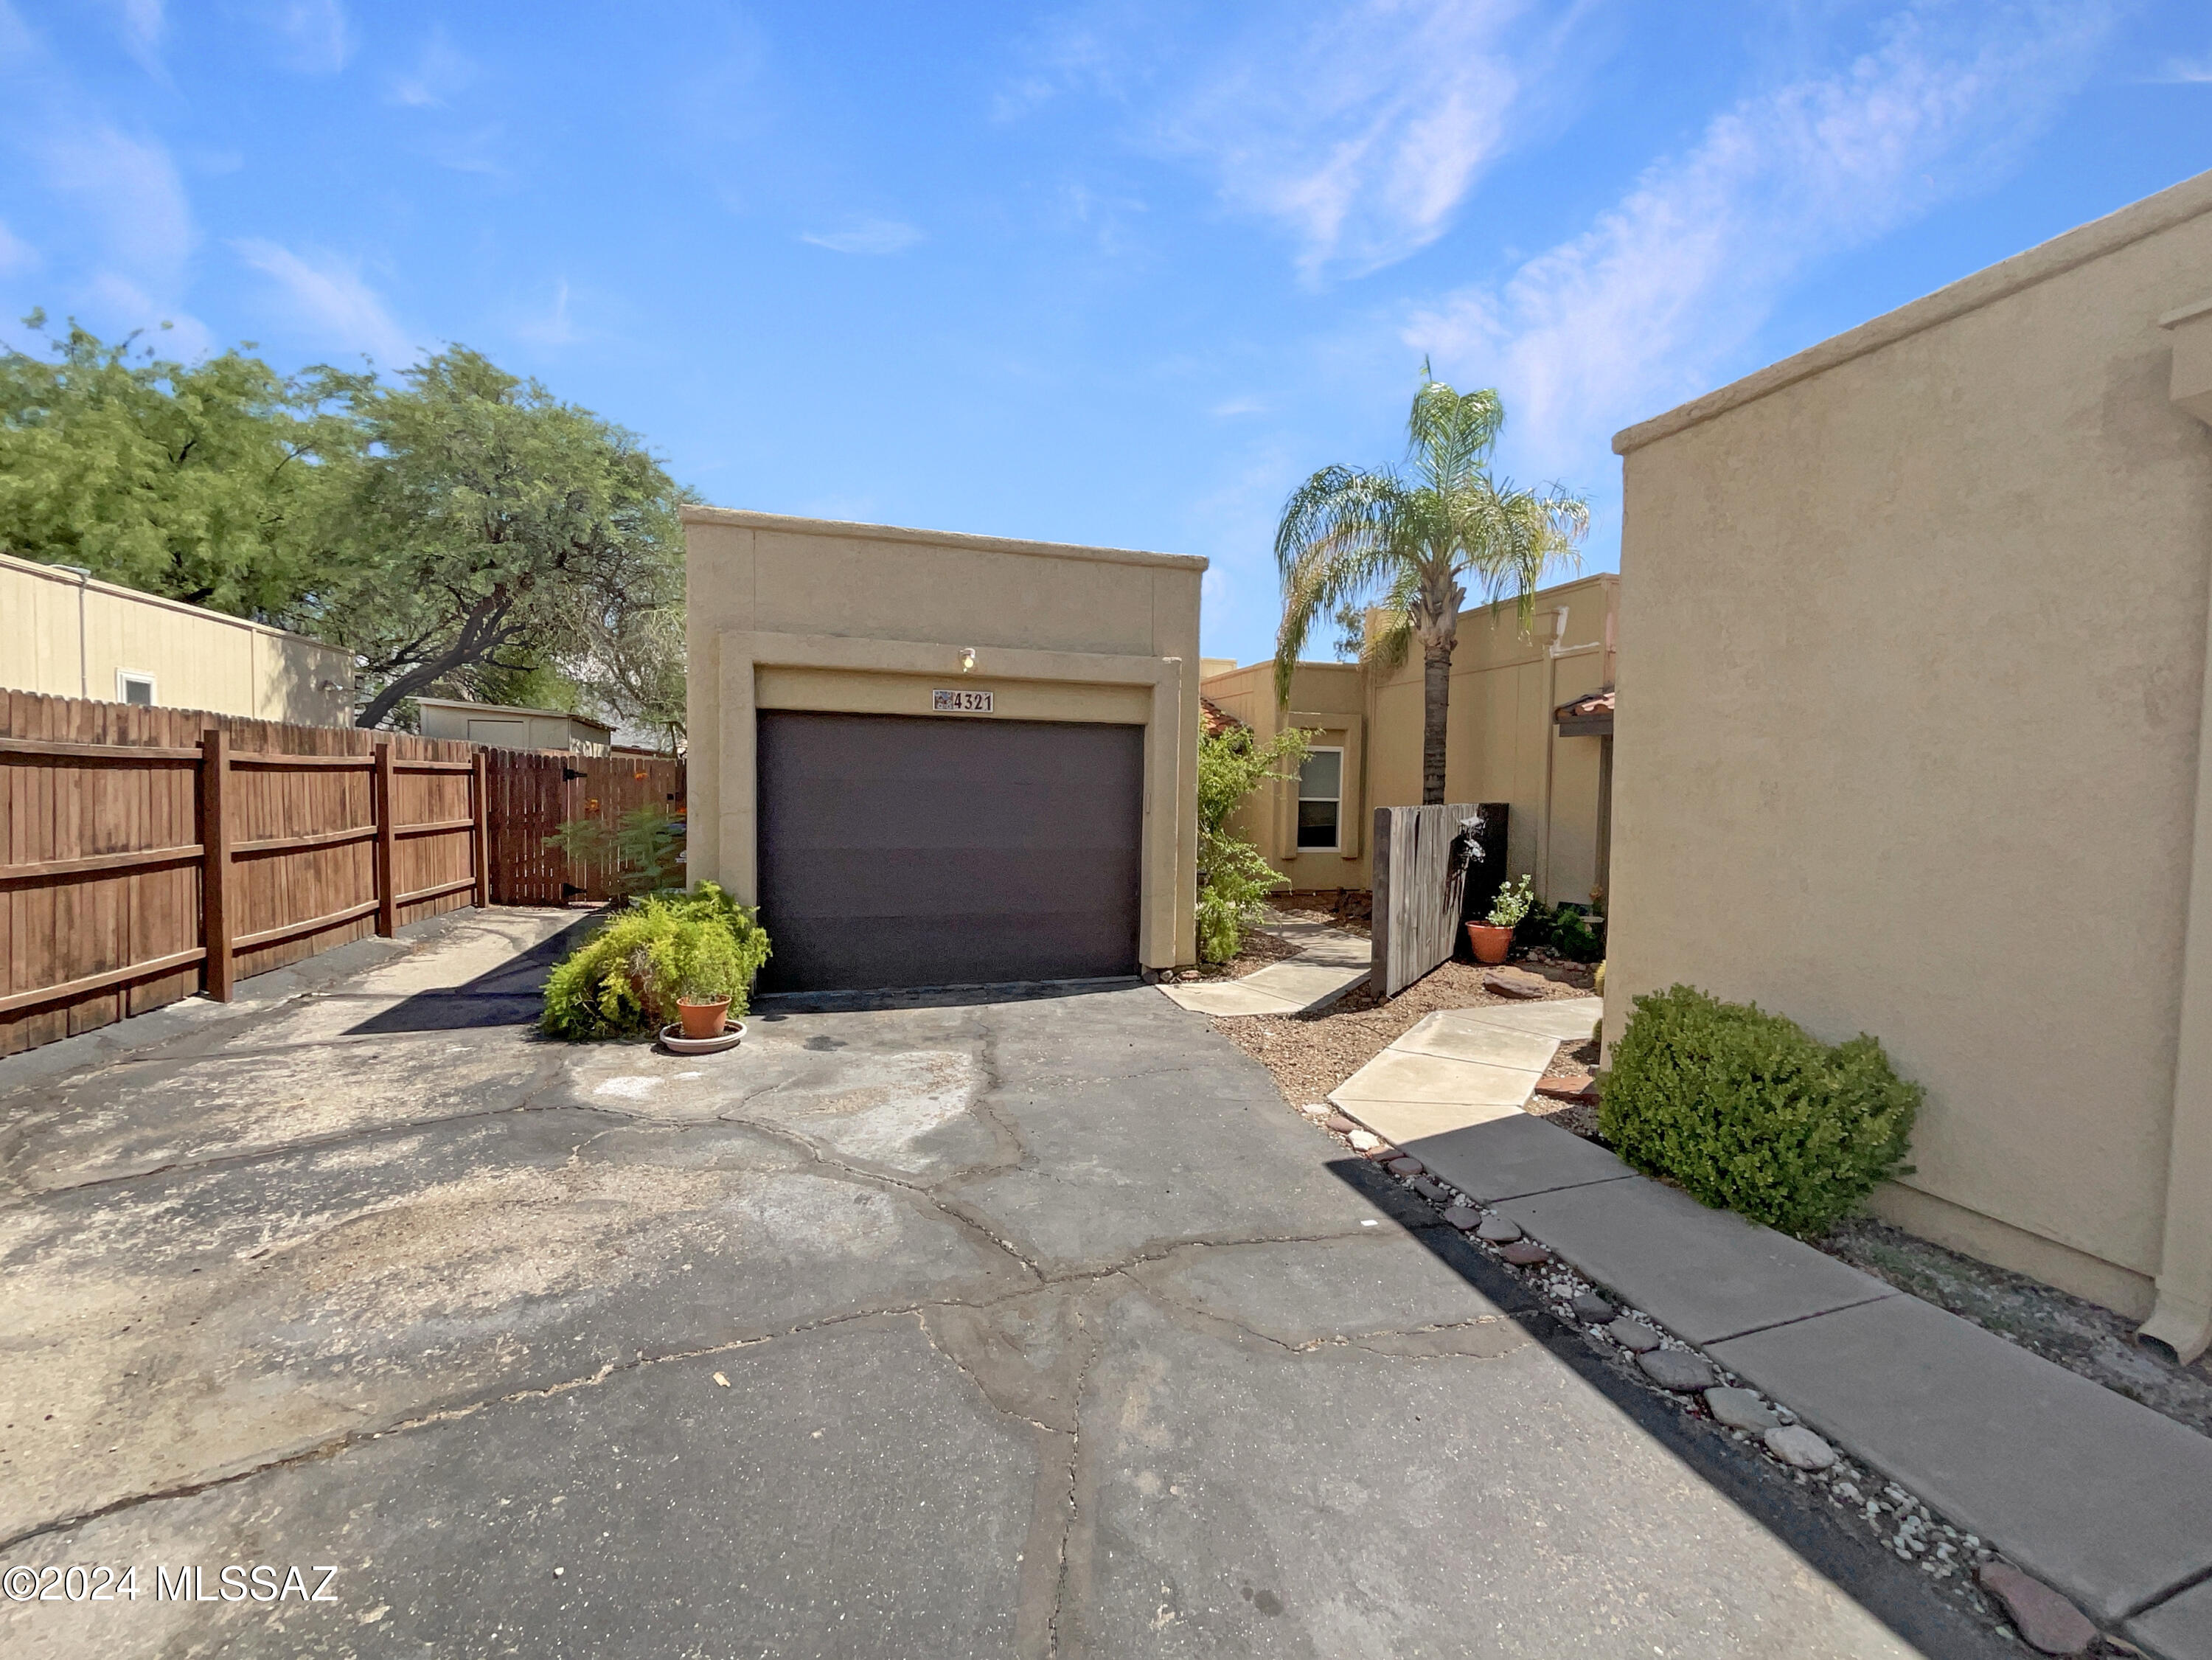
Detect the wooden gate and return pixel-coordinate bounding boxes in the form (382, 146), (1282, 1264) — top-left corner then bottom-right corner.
(1369, 802), (1509, 999)
(482, 749), (686, 906)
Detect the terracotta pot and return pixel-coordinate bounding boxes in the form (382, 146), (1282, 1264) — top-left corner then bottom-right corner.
(1466, 922), (1514, 965)
(676, 997), (731, 1040)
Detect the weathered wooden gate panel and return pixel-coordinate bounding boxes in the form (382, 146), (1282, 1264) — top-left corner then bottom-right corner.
(1370, 802), (1509, 998)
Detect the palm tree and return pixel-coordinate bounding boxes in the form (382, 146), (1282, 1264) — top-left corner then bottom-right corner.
(1273, 369), (1588, 804)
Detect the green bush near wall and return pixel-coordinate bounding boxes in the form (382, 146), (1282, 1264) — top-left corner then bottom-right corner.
(1600, 984), (1919, 1237)
(541, 883), (771, 1041)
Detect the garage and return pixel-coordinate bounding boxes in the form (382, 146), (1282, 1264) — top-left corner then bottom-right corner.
(756, 711), (1144, 991)
(682, 507), (1203, 987)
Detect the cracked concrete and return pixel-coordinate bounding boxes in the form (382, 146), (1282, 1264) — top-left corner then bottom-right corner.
(0, 907), (2018, 1656)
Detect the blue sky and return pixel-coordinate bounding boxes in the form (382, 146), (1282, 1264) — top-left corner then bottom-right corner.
(1, 2), (2206, 666)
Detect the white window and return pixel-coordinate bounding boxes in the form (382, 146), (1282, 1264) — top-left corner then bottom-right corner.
(1297, 747), (1343, 850)
(116, 671), (156, 707)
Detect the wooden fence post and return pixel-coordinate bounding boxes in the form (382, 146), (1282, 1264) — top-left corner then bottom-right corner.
(199, 728), (233, 1001)
(373, 743), (397, 937)
(471, 750), (490, 908)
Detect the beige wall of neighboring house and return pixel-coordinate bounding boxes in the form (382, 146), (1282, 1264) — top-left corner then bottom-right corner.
(684, 508), (1205, 970)
(1605, 169), (2212, 1362)
(0, 550), (355, 726)
(415, 698), (613, 754)
(1203, 572), (1618, 906)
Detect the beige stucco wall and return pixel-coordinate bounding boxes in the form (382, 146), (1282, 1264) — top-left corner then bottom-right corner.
(1205, 573), (1617, 904)
(416, 699), (613, 754)
(683, 508), (1205, 969)
(0, 551), (355, 726)
(1605, 169), (2212, 1355)
(1203, 661), (1371, 889)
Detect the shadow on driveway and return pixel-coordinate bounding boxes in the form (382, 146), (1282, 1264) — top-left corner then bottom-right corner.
(752, 975), (1144, 1017)
(1321, 1153), (2016, 1660)
(341, 908), (608, 1035)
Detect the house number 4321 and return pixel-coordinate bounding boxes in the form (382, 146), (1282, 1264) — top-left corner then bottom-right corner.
(932, 690), (992, 713)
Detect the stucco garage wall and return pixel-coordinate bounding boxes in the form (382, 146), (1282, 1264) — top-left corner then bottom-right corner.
(684, 509), (1204, 970)
(1606, 171), (2212, 1345)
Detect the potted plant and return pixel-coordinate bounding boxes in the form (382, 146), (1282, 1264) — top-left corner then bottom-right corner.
(647, 917), (746, 1040)
(1468, 875), (1537, 965)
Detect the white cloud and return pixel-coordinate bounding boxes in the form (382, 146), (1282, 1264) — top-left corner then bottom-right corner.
(105, 0), (164, 72)
(262, 0), (353, 74)
(1209, 395), (1267, 418)
(514, 278), (578, 347)
(1405, 3), (2117, 482)
(2150, 51), (2212, 83)
(233, 239), (416, 364)
(40, 124), (194, 287)
(0, 218), (36, 275)
(799, 218), (925, 255)
(1152, 0), (1546, 279)
(390, 25), (472, 107)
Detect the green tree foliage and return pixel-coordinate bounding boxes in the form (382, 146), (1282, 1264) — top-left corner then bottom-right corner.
(0, 319), (689, 741)
(1195, 719), (1311, 964)
(0, 312), (350, 616)
(1273, 367), (1587, 803)
(305, 348), (687, 732)
(1600, 985), (1920, 1237)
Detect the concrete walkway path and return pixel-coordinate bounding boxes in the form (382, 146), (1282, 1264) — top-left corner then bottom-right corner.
(1326, 997), (1603, 1142)
(1357, 1098), (2212, 1656)
(1156, 917), (1371, 1016)
(0, 914), (2015, 1657)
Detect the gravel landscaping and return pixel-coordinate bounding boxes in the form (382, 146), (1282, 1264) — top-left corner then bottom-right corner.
(1285, 1098), (2126, 1655)
(1818, 1215), (2212, 1441)
(1214, 954), (1596, 1104)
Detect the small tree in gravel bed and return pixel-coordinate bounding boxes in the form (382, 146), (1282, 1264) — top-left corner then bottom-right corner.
(1601, 984), (1919, 1237)
(1195, 720), (1311, 963)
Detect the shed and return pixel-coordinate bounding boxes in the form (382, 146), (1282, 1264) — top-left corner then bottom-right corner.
(683, 508), (1204, 993)
(414, 698), (613, 754)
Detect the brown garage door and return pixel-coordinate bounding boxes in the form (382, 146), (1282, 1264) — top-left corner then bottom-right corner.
(756, 711), (1144, 992)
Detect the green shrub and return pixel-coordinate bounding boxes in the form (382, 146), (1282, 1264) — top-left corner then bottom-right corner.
(544, 805), (685, 898)
(541, 883), (771, 1040)
(1599, 984), (1919, 1237)
(1551, 904), (1604, 962)
(1485, 875), (1537, 928)
(1194, 718), (1310, 964)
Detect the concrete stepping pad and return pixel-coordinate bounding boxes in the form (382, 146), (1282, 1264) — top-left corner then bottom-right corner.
(1158, 930), (1371, 1018)
(1397, 1114), (1635, 1206)
(1391, 1013), (1562, 1071)
(1443, 997), (1604, 1042)
(1491, 1175), (1895, 1346)
(1709, 1293), (2212, 1626)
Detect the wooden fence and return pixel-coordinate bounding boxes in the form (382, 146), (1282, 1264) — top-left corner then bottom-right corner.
(484, 750), (686, 905)
(1, 691), (485, 1058)
(1369, 802), (1509, 999)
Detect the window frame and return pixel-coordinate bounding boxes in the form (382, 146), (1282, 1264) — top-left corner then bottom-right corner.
(115, 670), (156, 707)
(1295, 744), (1345, 852)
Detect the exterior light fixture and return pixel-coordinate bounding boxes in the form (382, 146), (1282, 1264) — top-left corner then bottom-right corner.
(960, 647), (976, 673)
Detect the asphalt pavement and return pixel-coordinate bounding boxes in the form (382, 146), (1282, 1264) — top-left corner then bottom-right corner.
(0, 909), (2013, 1656)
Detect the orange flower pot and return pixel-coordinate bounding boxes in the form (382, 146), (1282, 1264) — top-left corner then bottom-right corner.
(676, 998), (731, 1040)
(1466, 923), (1514, 965)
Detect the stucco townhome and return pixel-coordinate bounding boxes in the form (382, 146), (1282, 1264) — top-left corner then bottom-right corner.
(1605, 169), (2212, 1363)
(683, 510), (1203, 993)
(1202, 572), (1617, 909)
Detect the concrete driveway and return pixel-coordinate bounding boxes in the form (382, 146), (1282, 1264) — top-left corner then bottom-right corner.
(0, 909), (2003, 1657)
